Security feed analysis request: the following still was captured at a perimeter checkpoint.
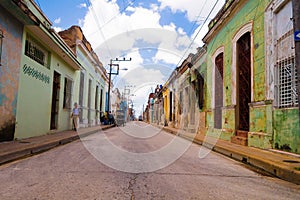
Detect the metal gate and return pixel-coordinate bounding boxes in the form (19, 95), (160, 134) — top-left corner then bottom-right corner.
(237, 32), (251, 131)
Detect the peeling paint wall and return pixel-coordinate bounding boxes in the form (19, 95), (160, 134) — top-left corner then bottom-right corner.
(264, 0), (299, 153)
(0, 5), (23, 141)
(204, 0), (272, 145)
(273, 109), (299, 153)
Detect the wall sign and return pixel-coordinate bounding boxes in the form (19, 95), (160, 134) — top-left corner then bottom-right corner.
(294, 30), (300, 42)
(23, 64), (50, 84)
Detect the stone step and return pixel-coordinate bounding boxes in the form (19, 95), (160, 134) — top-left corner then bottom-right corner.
(236, 130), (248, 138)
(231, 136), (248, 146)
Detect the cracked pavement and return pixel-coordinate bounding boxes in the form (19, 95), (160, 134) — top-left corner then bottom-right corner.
(0, 122), (299, 200)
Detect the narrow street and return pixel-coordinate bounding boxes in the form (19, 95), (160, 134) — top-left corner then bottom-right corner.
(0, 122), (299, 200)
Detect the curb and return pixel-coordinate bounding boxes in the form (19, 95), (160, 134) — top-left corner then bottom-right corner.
(0, 125), (115, 166)
(161, 126), (300, 185)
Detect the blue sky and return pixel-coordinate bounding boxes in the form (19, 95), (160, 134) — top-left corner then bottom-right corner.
(34, 0), (225, 115)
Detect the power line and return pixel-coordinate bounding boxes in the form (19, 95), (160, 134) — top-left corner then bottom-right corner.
(85, 0), (136, 39)
(85, 0), (113, 59)
(175, 0), (220, 68)
(185, 0), (210, 41)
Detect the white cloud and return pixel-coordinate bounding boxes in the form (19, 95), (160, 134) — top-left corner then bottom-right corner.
(78, 3), (87, 8)
(81, 0), (195, 66)
(54, 17), (61, 24)
(53, 26), (62, 32)
(158, 0), (225, 22)
(79, 0), (226, 107)
(150, 4), (159, 12)
(126, 6), (135, 12)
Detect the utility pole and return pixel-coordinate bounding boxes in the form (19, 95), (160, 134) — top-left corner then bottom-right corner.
(107, 57), (131, 112)
(292, 0), (300, 122)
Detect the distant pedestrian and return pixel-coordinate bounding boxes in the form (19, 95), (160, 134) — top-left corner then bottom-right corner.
(71, 102), (80, 131)
(108, 111), (115, 125)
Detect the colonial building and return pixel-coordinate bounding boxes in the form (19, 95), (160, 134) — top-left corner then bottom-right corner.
(203, 0), (298, 153)
(264, 0), (299, 152)
(0, 0), (109, 141)
(1, 0), (82, 140)
(152, 0), (299, 154)
(59, 26), (109, 128)
(190, 47), (206, 136)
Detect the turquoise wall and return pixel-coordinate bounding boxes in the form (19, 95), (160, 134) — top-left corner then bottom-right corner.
(0, 5), (23, 141)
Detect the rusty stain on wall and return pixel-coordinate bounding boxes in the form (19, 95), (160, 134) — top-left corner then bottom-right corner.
(0, 5), (23, 141)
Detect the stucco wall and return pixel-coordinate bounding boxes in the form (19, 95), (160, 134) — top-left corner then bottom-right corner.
(273, 109), (299, 153)
(15, 29), (78, 139)
(205, 0), (272, 143)
(0, 6), (23, 141)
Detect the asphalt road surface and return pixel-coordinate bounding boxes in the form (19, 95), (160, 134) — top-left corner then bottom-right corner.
(0, 122), (299, 200)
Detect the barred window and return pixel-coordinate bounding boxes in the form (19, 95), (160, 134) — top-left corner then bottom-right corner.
(25, 35), (49, 68)
(63, 77), (73, 109)
(276, 57), (298, 108)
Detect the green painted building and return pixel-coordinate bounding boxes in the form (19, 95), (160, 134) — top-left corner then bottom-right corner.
(13, 1), (81, 139)
(59, 26), (109, 128)
(202, 0), (299, 153)
(1, 0), (109, 140)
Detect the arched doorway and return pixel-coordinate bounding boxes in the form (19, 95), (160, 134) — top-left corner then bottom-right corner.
(237, 32), (251, 132)
(214, 53), (224, 129)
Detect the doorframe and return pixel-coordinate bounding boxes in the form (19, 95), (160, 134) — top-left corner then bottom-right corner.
(50, 71), (61, 130)
(231, 22), (254, 105)
(232, 22), (253, 131)
(211, 46), (225, 110)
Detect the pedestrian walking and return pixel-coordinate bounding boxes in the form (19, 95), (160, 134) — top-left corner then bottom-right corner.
(71, 102), (80, 131)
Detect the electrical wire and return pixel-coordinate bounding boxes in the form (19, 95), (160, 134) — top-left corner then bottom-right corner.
(85, 0), (113, 59)
(85, 0), (136, 38)
(175, 0), (221, 68)
(185, 0), (211, 42)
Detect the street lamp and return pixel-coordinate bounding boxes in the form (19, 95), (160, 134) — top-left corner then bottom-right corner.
(107, 57), (131, 112)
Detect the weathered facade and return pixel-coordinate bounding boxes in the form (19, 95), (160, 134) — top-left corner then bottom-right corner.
(0, 0), (109, 140)
(203, 0), (270, 143)
(152, 0), (299, 154)
(191, 47), (207, 136)
(203, 0), (299, 153)
(265, 0), (299, 152)
(59, 26), (109, 128)
(0, 0), (82, 140)
(0, 0), (25, 141)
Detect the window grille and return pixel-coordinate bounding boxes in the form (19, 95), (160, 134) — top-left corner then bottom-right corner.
(276, 57), (298, 108)
(25, 35), (49, 68)
(63, 77), (73, 109)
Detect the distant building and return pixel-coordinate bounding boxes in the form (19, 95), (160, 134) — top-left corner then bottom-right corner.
(59, 26), (109, 128)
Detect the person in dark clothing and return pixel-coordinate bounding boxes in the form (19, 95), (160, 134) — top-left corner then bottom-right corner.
(108, 111), (115, 125)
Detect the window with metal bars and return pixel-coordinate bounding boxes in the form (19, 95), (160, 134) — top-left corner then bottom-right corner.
(276, 57), (298, 108)
(25, 35), (49, 68)
(63, 77), (73, 109)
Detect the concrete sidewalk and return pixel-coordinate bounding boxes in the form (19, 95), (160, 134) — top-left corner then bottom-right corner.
(0, 124), (115, 165)
(160, 125), (300, 185)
